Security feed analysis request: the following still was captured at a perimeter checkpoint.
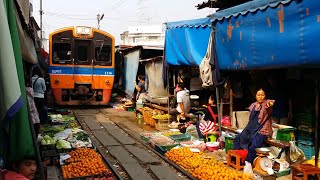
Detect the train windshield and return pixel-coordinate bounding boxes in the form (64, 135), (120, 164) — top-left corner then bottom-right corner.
(94, 33), (112, 66)
(74, 39), (92, 65)
(53, 43), (72, 64)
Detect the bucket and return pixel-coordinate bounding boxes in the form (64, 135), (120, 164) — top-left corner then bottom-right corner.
(206, 142), (220, 151)
(206, 132), (219, 142)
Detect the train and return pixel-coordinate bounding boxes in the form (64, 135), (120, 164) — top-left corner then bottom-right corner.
(48, 26), (115, 105)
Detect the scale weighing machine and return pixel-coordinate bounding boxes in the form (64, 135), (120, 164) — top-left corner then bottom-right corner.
(253, 148), (274, 176)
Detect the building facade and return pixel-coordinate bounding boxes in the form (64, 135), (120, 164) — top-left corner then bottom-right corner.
(120, 24), (165, 46)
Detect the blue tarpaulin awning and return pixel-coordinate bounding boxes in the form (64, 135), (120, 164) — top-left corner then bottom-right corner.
(165, 18), (211, 66)
(211, 0), (320, 70)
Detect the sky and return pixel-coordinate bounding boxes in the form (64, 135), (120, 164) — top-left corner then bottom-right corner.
(32, 0), (215, 45)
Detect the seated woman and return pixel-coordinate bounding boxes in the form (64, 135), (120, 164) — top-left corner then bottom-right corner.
(1, 157), (37, 180)
(233, 88), (274, 163)
(203, 95), (218, 122)
(196, 95), (219, 139)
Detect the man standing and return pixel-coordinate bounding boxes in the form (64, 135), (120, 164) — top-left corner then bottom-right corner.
(134, 75), (146, 101)
(169, 82), (191, 122)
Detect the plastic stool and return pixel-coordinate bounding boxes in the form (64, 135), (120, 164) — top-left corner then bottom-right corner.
(292, 164), (320, 180)
(227, 150), (245, 171)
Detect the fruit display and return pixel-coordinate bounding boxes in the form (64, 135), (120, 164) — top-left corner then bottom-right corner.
(152, 114), (170, 120)
(165, 147), (251, 180)
(62, 148), (111, 179)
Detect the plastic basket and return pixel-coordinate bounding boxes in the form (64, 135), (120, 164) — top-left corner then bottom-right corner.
(276, 128), (295, 142)
(41, 144), (56, 151)
(169, 134), (191, 142)
(297, 125), (314, 133)
(297, 140), (315, 160)
(41, 150), (58, 157)
(155, 120), (170, 131)
(150, 137), (179, 151)
(225, 136), (235, 153)
(140, 132), (163, 143)
(274, 169), (290, 178)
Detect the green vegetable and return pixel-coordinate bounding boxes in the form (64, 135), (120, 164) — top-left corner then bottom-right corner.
(56, 140), (71, 149)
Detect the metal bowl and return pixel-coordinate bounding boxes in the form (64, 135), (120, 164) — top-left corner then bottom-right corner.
(255, 147), (271, 155)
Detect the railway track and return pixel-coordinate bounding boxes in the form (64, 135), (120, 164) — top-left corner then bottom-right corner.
(73, 108), (195, 180)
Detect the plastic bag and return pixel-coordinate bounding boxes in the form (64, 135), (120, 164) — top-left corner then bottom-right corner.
(243, 161), (254, 176)
(290, 141), (306, 162)
(186, 125), (199, 139)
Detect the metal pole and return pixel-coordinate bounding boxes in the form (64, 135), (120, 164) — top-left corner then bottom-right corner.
(216, 87), (222, 134)
(40, 0), (43, 48)
(97, 14), (100, 29)
(315, 80), (319, 167)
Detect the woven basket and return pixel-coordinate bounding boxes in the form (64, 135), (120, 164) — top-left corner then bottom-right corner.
(232, 111), (250, 129)
(155, 119), (170, 131)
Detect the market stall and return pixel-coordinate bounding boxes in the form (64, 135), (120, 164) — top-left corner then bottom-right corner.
(38, 109), (116, 180)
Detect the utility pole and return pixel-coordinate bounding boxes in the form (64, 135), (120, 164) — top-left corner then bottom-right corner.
(40, 0), (43, 48)
(97, 14), (104, 29)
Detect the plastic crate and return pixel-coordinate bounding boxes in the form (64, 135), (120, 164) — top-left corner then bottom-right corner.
(41, 150), (58, 157)
(297, 125), (314, 133)
(274, 169), (290, 178)
(297, 140), (315, 160)
(41, 144), (56, 151)
(225, 136), (235, 153)
(276, 128), (295, 142)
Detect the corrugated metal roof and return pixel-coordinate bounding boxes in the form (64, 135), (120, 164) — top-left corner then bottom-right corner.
(166, 17), (211, 29)
(211, 0), (293, 22)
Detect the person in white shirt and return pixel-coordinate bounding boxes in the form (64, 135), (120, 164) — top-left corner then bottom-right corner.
(169, 82), (191, 123)
(32, 67), (47, 124)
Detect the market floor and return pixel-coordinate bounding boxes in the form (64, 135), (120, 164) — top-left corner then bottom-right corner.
(72, 108), (189, 180)
(46, 107), (292, 180)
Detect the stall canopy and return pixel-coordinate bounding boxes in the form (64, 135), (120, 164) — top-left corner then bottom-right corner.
(211, 0), (320, 70)
(165, 17), (211, 66)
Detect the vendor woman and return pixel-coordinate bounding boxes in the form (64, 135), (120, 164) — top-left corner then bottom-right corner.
(233, 88), (274, 163)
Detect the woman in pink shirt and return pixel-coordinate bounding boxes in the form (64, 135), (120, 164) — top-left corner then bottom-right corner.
(1, 158), (37, 180)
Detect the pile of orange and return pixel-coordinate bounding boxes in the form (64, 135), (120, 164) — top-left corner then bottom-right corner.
(165, 148), (251, 180)
(62, 148), (109, 179)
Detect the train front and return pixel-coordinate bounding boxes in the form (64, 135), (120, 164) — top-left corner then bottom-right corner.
(49, 26), (115, 105)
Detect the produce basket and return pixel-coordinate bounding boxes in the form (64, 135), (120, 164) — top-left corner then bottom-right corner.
(155, 119), (170, 131)
(169, 133), (191, 142)
(143, 111), (156, 126)
(62, 169), (114, 180)
(140, 132), (163, 143)
(150, 137), (179, 151)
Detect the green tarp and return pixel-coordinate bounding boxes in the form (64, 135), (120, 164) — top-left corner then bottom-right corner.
(0, 0), (35, 161)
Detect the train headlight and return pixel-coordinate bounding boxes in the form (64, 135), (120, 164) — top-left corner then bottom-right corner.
(76, 27), (83, 34)
(105, 80), (110, 85)
(75, 26), (92, 35)
(54, 79), (60, 85)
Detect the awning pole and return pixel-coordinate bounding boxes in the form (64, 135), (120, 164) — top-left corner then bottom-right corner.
(216, 87), (222, 134)
(315, 80), (319, 167)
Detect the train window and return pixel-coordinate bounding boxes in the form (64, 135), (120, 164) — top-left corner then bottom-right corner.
(95, 45), (112, 66)
(53, 43), (72, 64)
(74, 40), (92, 65)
